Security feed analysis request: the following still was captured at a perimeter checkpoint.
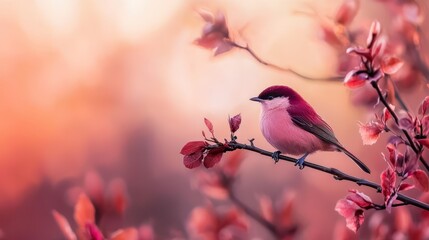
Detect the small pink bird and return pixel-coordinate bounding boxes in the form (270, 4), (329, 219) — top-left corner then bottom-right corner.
(251, 85), (370, 173)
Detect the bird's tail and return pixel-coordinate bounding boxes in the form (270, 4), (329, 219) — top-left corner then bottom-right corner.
(338, 146), (371, 174)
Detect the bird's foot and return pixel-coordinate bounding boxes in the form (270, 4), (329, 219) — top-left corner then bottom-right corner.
(272, 151), (281, 164)
(294, 153), (309, 170)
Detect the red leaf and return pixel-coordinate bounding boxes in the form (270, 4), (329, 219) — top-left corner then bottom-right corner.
(223, 207), (248, 231)
(279, 193), (295, 228)
(381, 56), (404, 75)
(180, 141), (207, 155)
(138, 225), (155, 240)
(85, 223), (104, 240)
(398, 182), (415, 192)
(418, 139), (429, 149)
(418, 96), (429, 115)
(382, 106), (393, 123)
(335, 199), (364, 233)
(74, 193), (95, 230)
(344, 70), (368, 88)
(412, 169), (429, 192)
(386, 143), (397, 167)
(358, 121), (384, 145)
(222, 150), (244, 177)
(52, 210), (77, 240)
(183, 151), (203, 169)
(197, 172), (229, 200)
(107, 178), (127, 215)
(203, 148), (224, 168)
(204, 118), (214, 134)
(335, 0), (359, 26)
(381, 168), (397, 212)
(228, 114), (242, 133)
(346, 189), (373, 208)
(394, 207), (412, 233)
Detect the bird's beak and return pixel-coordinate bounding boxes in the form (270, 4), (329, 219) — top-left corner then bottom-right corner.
(250, 97), (263, 102)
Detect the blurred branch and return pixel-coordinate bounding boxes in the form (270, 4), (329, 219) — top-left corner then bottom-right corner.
(386, 75), (409, 111)
(230, 42), (343, 81)
(224, 140), (429, 211)
(407, 39), (429, 83)
(228, 190), (297, 238)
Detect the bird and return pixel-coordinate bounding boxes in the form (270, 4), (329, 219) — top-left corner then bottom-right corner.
(250, 85), (370, 174)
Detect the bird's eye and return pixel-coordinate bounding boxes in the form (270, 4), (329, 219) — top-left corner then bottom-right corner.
(267, 96), (274, 100)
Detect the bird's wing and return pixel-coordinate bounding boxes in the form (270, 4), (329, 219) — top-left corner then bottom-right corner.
(288, 105), (342, 148)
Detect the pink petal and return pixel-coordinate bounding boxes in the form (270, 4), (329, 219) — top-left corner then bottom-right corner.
(381, 56), (404, 75)
(52, 210), (77, 240)
(358, 121), (383, 145)
(412, 169), (429, 192)
(180, 141), (207, 155)
(346, 189), (373, 208)
(335, 199), (364, 233)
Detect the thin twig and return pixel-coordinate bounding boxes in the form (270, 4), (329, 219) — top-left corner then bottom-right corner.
(225, 141), (429, 211)
(231, 42), (343, 81)
(371, 81), (429, 172)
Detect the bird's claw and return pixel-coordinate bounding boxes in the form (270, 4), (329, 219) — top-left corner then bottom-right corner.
(294, 159), (305, 169)
(272, 151), (281, 164)
(294, 153), (309, 170)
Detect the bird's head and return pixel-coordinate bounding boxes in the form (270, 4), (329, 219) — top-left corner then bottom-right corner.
(250, 85), (305, 110)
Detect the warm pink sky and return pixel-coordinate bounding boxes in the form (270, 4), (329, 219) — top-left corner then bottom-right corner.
(0, 0), (427, 239)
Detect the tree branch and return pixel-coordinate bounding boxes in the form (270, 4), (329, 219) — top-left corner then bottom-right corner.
(224, 140), (429, 211)
(370, 81), (429, 172)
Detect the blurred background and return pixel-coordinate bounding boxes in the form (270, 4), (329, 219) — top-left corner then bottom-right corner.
(0, 0), (428, 239)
